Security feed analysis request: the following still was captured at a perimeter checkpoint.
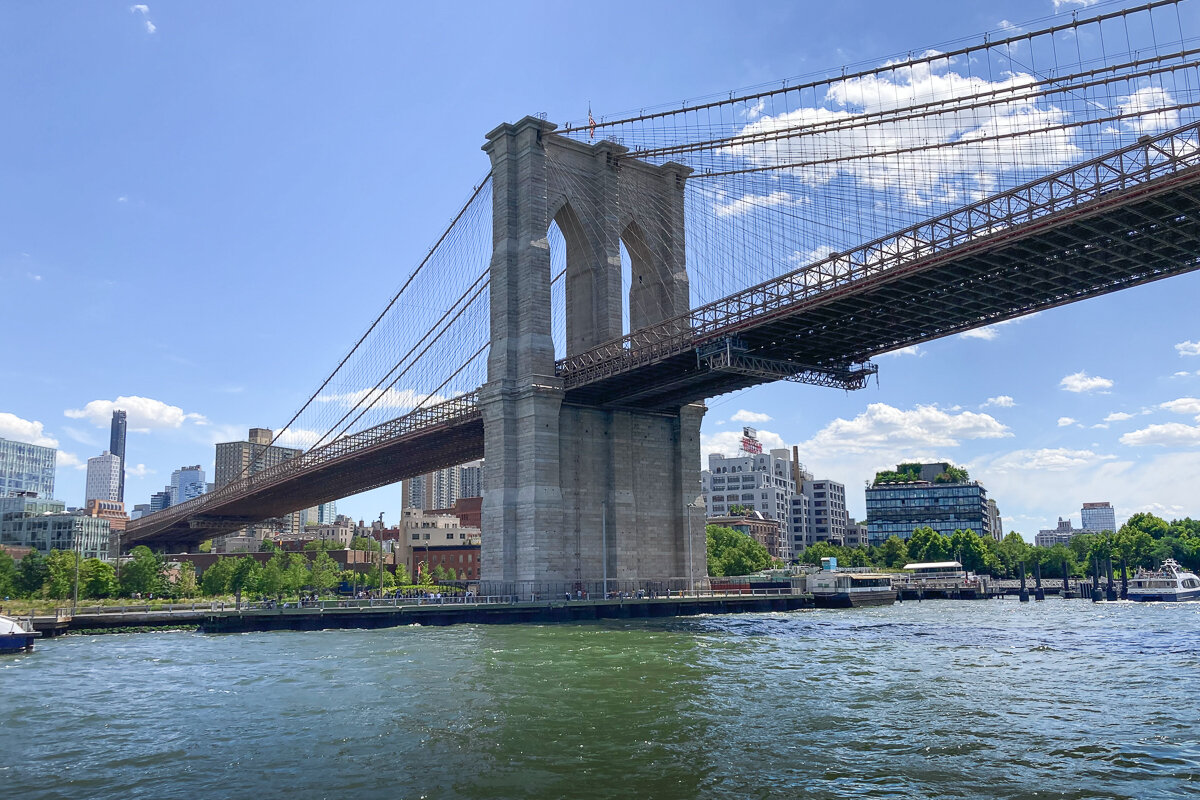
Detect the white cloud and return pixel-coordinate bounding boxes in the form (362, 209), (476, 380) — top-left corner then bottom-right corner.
(117, 196), (128, 203)
(789, 245), (837, 265)
(145, 20), (156, 34)
(701, 428), (788, 462)
(1161, 397), (1200, 417)
(1117, 87), (1179, 134)
(316, 387), (447, 411)
(960, 318), (1021, 341)
(64, 396), (207, 432)
(1060, 371), (1113, 393)
(57, 451), (87, 471)
(799, 402), (1010, 457)
(1053, 0), (1098, 10)
(0, 413), (59, 447)
(1120, 422), (1200, 448)
(982, 395), (1015, 408)
(730, 409), (772, 424)
(1103, 411), (1133, 423)
(1173, 371), (1193, 378)
(1057, 416), (1077, 427)
(722, 57), (1082, 206)
(126, 463), (154, 478)
(989, 447), (1115, 471)
(879, 345), (923, 358)
(26, 273), (42, 282)
(130, 4), (149, 13)
(714, 190), (799, 218)
(1176, 340), (1200, 357)
(275, 428), (323, 450)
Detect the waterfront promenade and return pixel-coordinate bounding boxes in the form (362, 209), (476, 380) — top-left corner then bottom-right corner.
(27, 590), (813, 636)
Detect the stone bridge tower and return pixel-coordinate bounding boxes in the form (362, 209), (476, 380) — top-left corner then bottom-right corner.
(480, 116), (706, 595)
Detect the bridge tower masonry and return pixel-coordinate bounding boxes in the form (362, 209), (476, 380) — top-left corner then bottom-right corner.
(480, 116), (706, 594)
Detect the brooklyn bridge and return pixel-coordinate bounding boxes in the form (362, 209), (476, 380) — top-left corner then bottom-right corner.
(126, 2), (1200, 592)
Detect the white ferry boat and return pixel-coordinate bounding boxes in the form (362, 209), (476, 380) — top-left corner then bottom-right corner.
(1127, 559), (1200, 602)
(808, 558), (897, 608)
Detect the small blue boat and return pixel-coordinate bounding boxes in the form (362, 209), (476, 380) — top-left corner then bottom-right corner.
(0, 614), (38, 653)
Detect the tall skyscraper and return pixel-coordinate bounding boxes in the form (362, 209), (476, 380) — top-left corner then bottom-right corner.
(85, 451), (123, 503)
(109, 410), (127, 503)
(0, 437), (57, 498)
(1081, 502), (1116, 533)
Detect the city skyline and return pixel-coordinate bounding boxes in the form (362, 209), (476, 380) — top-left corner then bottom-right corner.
(3, 1), (1200, 536)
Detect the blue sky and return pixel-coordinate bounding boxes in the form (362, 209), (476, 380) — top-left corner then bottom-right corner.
(3, 0), (1200, 538)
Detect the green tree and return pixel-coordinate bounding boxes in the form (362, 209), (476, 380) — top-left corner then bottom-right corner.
(948, 529), (996, 574)
(309, 551), (341, 595)
(121, 546), (165, 597)
(258, 539), (279, 553)
(200, 558), (233, 596)
(993, 532), (1031, 578)
(229, 557), (262, 608)
(350, 535), (380, 552)
(877, 535), (909, 569)
(174, 561), (198, 598)
(258, 554), (286, 599)
(706, 525), (773, 577)
(1113, 527), (1155, 570)
(284, 553), (310, 597)
(417, 562), (434, 587)
(1121, 512), (1169, 541)
(0, 549), (18, 598)
(43, 549), (79, 600)
(81, 558), (118, 599)
(907, 527), (951, 563)
(393, 562), (411, 586)
(198, 539), (213, 553)
(18, 550), (50, 596)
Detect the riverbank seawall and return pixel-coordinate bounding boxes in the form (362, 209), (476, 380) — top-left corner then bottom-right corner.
(31, 593), (814, 636)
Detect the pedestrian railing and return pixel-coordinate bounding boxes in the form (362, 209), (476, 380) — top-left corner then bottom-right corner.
(54, 587), (802, 618)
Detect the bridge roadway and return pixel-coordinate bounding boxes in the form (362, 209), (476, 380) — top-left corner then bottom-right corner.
(125, 123), (1200, 550)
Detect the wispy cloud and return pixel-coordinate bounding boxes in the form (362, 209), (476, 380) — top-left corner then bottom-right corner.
(1057, 417), (1077, 427)
(130, 5), (156, 34)
(730, 409), (772, 424)
(879, 345), (923, 358)
(982, 395), (1015, 408)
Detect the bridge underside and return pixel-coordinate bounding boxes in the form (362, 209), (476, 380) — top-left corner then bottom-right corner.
(123, 415), (484, 550)
(562, 169), (1200, 410)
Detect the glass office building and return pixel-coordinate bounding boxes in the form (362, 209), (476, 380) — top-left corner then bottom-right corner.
(0, 437), (57, 498)
(865, 481), (991, 544)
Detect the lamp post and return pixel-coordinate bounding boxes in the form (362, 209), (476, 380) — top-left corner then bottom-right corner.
(72, 524), (82, 614)
(686, 496), (704, 596)
(377, 512), (385, 599)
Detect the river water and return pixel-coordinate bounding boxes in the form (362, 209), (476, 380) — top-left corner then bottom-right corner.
(2, 599), (1198, 799)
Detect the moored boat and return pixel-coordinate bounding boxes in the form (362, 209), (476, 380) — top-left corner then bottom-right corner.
(0, 614), (39, 653)
(1127, 559), (1200, 602)
(808, 558), (897, 608)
